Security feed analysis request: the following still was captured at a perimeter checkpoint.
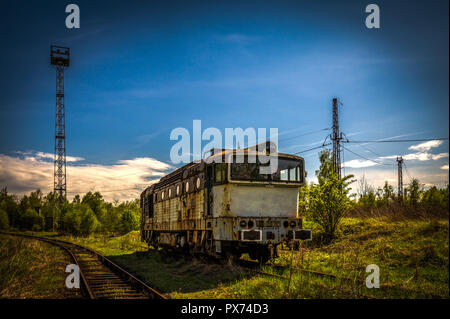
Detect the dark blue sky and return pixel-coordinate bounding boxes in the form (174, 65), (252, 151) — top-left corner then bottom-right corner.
(0, 0), (448, 196)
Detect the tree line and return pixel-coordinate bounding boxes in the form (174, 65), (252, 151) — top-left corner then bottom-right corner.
(0, 188), (140, 236)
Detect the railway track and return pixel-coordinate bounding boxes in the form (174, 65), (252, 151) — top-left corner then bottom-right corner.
(1, 232), (167, 300)
(238, 257), (359, 282)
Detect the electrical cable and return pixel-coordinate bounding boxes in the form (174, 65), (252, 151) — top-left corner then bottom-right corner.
(294, 143), (332, 155)
(345, 137), (448, 144)
(279, 127), (330, 142)
(342, 145), (394, 166)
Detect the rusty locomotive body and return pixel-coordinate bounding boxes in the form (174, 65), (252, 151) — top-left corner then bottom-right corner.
(140, 144), (311, 262)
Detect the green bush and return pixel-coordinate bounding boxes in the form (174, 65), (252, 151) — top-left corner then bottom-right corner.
(62, 208), (82, 235)
(300, 150), (354, 242)
(61, 204), (99, 236)
(120, 209), (139, 234)
(79, 206), (99, 236)
(21, 208), (43, 230)
(304, 174), (351, 241)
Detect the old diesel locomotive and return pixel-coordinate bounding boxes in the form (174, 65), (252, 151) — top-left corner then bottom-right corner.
(140, 143), (311, 262)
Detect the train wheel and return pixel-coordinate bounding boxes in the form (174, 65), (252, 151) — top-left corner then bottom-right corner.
(225, 251), (239, 266)
(258, 253), (270, 264)
(256, 247), (271, 264)
(248, 251), (258, 261)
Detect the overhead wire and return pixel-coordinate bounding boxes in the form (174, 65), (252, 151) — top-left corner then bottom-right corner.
(279, 127), (330, 142)
(293, 143), (332, 155)
(342, 145), (394, 166)
(345, 137), (448, 144)
(403, 161), (413, 182)
(356, 143), (397, 164)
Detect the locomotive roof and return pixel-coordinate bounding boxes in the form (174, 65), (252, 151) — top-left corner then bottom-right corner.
(142, 143), (303, 194)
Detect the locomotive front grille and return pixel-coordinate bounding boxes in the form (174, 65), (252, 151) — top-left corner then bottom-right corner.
(266, 231), (275, 240)
(241, 230), (262, 241)
(294, 229), (312, 241)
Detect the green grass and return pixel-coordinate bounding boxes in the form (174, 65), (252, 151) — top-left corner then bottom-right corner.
(57, 231), (149, 256)
(0, 234), (82, 298)
(8, 216), (449, 299)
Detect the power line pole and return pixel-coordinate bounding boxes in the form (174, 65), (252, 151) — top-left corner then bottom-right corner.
(50, 45), (70, 230)
(331, 98), (343, 178)
(397, 156), (403, 200)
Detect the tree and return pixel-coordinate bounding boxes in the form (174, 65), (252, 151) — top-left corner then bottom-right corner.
(315, 149), (334, 182)
(101, 205), (121, 234)
(120, 209), (139, 234)
(82, 192), (105, 217)
(421, 185), (449, 210)
(0, 187), (19, 228)
(79, 206), (99, 236)
(62, 208), (82, 235)
(0, 208), (9, 230)
(21, 208), (43, 231)
(382, 181), (394, 204)
(72, 194), (81, 204)
(82, 192), (106, 229)
(408, 178), (421, 206)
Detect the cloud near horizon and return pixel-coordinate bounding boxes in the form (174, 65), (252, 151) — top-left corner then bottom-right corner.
(35, 151), (85, 163)
(343, 140), (448, 168)
(409, 140), (443, 152)
(0, 152), (172, 202)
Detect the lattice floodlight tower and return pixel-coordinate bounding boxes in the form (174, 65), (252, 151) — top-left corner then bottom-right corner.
(331, 98), (343, 178)
(397, 156), (404, 199)
(50, 45), (70, 203)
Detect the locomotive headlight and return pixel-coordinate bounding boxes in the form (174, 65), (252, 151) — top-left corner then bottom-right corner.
(290, 221), (296, 228)
(240, 220), (247, 228)
(248, 220), (254, 229)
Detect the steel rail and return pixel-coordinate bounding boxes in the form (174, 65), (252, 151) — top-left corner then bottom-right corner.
(0, 232), (167, 299)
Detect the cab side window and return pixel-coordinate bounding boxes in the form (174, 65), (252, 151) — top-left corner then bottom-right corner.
(214, 163), (227, 184)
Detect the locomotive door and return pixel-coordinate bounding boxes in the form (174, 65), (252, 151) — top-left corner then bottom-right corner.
(148, 193), (154, 218)
(206, 164), (214, 216)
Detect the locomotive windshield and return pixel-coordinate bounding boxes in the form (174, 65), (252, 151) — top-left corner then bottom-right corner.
(230, 156), (303, 183)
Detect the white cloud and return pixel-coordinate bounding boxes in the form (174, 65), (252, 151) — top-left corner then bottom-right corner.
(379, 152), (448, 162)
(36, 151), (85, 162)
(431, 153), (449, 160)
(0, 152), (172, 202)
(441, 165), (449, 170)
(342, 159), (378, 168)
(409, 140), (443, 152)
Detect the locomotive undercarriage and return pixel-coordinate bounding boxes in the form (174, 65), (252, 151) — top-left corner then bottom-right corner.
(142, 229), (276, 263)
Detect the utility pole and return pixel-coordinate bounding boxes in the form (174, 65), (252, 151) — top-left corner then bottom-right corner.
(331, 98), (343, 178)
(50, 45), (70, 230)
(397, 156), (403, 200)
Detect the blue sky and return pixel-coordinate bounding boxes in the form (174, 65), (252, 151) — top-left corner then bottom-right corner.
(0, 0), (448, 200)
